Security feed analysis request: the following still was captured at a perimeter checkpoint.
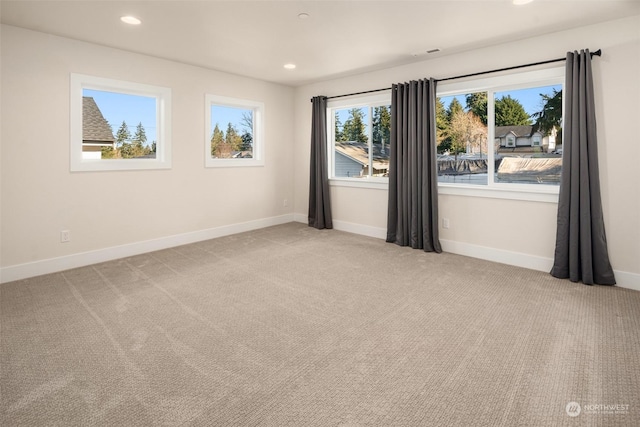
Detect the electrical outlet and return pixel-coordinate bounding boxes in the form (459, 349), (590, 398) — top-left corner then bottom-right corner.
(283, 199), (288, 207)
(442, 218), (450, 229)
(60, 230), (71, 243)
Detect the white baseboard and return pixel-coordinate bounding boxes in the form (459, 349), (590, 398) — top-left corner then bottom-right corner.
(0, 214), (295, 284)
(294, 213), (640, 292)
(6, 213), (638, 292)
(439, 239), (554, 273)
(294, 213), (387, 239)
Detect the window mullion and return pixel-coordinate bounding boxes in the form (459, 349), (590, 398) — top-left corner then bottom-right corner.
(487, 90), (496, 186)
(368, 106), (373, 178)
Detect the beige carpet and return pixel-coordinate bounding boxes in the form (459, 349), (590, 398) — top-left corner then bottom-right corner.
(1, 222), (639, 426)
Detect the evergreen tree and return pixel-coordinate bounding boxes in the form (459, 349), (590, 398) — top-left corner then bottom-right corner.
(372, 106), (390, 147)
(495, 95), (531, 126)
(115, 121), (131, 147)
(532, 89), (562, 143)
(133, 122), (147, 147)
(241, 132), (253, 151)
(342, 108), (368, 143)
(225, 122), (243, 151)
(334, 113), (344, 142)
(466, 92), (488, 125)
(436, 97), (450, 152)
(447, 98), (464, 121)
(210, 123), (225, 157)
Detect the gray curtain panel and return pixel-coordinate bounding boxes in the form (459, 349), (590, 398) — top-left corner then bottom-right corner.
(386, 79), (442, 253)
(308, 96), (333, 229)
(550, 50), (615, 285)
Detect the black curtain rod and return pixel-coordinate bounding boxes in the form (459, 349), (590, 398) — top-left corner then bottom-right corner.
(319, 49), (601, 101)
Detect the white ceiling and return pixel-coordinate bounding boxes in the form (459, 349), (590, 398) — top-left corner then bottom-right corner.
(2, 1), (639, 86)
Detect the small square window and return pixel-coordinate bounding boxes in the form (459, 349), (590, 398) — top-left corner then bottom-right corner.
(205, 94), (264, 167)
(70, 74), (171, 171)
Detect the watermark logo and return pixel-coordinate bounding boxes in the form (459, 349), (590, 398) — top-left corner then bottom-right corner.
(566, 401), (630, 417)
(566, 401), (581, 417)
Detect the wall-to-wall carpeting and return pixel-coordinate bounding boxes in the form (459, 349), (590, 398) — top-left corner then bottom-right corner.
(2, 223), (639, 426)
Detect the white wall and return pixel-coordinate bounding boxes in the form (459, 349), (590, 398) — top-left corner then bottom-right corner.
(0, 25), (295, 280)
(293, 16), (640, 288)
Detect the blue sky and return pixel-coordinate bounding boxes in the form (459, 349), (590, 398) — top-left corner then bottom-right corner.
(210, 105), (252, 136)
(440, 84), (561, 117)
(85, 89), (253, 142)
(84, 89), (157, 144)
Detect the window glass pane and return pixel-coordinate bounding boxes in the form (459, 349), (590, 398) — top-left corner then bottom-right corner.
(82, 89), (157, 160)
(333, 107), (370, 178)
(210, 105), (254, 159)
(332, 105), (391, 179)
(494, 84), (562, 185)
(436, 93), (489, 185)
(371, 105), (391, 177)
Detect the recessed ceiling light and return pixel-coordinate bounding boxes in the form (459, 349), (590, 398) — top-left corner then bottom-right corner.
(120, 16), (142, 25)
(513, 0), (534, 5)
(298, 13), (310, 19)
(284, 64), (296, 70)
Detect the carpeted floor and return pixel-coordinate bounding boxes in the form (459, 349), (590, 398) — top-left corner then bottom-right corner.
(1, 222), (639, 426)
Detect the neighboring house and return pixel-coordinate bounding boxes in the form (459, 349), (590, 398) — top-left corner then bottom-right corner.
(494, 125), (556, 154)
(82, 97), (115, 159)
(334, 141), (389, 178)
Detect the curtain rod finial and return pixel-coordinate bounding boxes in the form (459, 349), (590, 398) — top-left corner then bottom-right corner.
(591, 49), (602, 57)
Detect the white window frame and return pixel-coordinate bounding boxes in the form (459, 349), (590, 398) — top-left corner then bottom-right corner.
(205, 94), (264, 168)
(70, 73), (172, 172)
(327, 92), (391, 190)
(436, 66), (564, 203)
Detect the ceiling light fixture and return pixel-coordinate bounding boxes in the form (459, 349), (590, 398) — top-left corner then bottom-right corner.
(298, 13), (310, 19)
(284, 64), (296, 70)
(120, 16), (142, 25)
(513, 0), (534, 5)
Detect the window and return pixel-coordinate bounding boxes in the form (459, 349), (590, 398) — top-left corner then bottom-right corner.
(327, 93), (391, 182)
(70, 74), (171, 171)
(436, 67), (564, 193)
(205, 94), (264, 167)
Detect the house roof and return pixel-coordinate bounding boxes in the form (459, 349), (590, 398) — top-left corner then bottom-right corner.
(83, 97), (114, 143)
(335, 141), (389, 171)
(495, 125), (539, 138)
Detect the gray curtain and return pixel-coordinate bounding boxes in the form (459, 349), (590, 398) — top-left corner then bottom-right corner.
(550, 50), (615, 285)
(386, 79), (442, 253)
(308, 96), (333, 229)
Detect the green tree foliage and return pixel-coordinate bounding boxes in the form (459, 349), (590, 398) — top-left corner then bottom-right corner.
(239, 112), (254, 151)
(114, 121), (151, 158)
(466, 92), (488, 125)
(133, 122), (147, 148)
(532, 89), (562, 144)
(241, 133), (253, 151)
(495, 95), (531, 126)
(341, 108), (368, 143)
(101, 146), (116, 159)
(334, 113), (343, 142)
(115, 121), (131, 147)
(447, 98), (464, 121)
(372, 106), (390, 147)
(210, 123), (225, 157)
(225, 122), (243, 151)
(436, 97), (450, 152)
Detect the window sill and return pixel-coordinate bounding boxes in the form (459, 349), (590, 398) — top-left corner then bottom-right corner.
(329, 178), (389, 190)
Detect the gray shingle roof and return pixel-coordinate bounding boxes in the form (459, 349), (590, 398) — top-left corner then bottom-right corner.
(495, 125), (535, 138)
(83, 97), (114, 143)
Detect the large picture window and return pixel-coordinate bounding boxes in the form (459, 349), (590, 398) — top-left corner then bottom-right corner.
(70, 74), (171, 171)
(327, 93), (391, 181)
(205, 94), (264, 167)
(436, 67), (564, 192)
